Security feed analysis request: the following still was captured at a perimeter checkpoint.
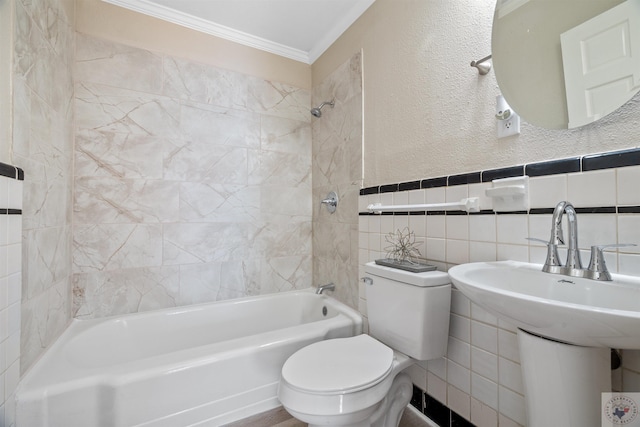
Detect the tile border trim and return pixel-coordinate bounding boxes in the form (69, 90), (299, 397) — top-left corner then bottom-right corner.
(358, 206), (640, 216)
(360, 148), (640, 196)
(0, 162), (24, 181)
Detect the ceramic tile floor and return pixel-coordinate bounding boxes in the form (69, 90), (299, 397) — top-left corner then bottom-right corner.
(224, 405), (432, 427)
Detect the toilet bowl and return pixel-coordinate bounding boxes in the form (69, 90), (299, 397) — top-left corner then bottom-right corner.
(277, 262), (452, 427)
(278, 334), (414, 427)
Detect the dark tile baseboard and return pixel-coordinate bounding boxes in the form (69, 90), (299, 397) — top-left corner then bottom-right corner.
(411, 386), (476, 427)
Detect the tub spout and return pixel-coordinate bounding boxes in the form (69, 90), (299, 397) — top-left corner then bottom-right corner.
(316, 283), (335, 294)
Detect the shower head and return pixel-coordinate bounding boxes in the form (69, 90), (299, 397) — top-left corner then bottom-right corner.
(310, 100), (335, 118)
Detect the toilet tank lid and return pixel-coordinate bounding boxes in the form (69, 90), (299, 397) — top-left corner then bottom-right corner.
(364, 262), (450, 287)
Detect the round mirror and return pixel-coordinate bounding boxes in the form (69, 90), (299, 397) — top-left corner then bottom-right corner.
(492, 0), (640, 129)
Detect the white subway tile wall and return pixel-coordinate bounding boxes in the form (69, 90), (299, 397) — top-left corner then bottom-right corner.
(0, 173), (22, 427)
(359, 162), (640, 427)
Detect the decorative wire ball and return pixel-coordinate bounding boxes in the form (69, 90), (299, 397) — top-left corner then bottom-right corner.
(383, 227), (422, 264)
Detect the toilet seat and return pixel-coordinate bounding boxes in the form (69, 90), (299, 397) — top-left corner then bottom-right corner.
(281, 334), (394, 394)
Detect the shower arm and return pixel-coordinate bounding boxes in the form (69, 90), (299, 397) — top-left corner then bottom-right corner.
(470, 54), (492, 75)
(310, 100), (335, 117)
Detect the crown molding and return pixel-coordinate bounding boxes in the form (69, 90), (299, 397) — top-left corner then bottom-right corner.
(307, 0), (374, 63)
(102, 0), (312, 63)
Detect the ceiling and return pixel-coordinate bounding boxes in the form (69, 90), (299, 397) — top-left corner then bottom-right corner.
(102, 0), (376, 64)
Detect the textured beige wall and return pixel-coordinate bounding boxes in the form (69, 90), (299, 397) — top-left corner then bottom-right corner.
(76, 0), (311, 90)
(313, 0), (640, 187)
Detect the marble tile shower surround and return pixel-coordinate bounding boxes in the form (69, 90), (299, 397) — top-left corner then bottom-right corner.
(72, 34), (313, 319)
(312, 52), (363, 309)
(13, 0), (75, 375)
(358, 151), (640, 427)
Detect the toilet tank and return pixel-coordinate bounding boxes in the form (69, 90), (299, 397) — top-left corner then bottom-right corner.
(364, 262), (451, 361)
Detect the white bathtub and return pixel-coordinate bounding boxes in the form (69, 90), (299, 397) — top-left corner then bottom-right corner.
(16, 290), (362, 426)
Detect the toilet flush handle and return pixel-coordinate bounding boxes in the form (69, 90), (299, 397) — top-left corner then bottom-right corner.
(361, 277), (373, 285)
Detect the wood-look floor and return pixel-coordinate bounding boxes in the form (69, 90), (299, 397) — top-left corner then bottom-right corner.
(224, 405), (433, 427)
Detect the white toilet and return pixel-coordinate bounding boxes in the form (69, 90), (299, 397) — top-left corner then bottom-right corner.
(278, 262), (451, 427)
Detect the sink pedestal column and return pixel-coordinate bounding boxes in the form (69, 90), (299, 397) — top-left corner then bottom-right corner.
(518, 329), (611, 427)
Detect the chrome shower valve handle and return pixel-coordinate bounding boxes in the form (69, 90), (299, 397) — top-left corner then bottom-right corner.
(321, 191), (338, 213)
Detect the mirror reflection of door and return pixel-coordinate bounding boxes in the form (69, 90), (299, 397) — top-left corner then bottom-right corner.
(561, 0), (640, 128)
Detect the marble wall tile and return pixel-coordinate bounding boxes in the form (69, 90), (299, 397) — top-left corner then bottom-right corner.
(313, 255), (359, 309)
(12, 77), (31, 160)
(17, 0), (75, 376)
(257, 256), (313, 294)
(313, 51), (363, 106)
(312, 130), (349, 189)
(177, 263), (222, 305)
(72, 266), (180, 318)
(21, 0), (73, 54)
(311, 96), (363, 189)
(261, 116), (312, 156)
(180, 103), (261, 148)
(162, 222), (250, 265)
(76, 34), (163, 93)
(179, 183), (260, 223)
(19, 158), (71, 229)
(75, 130), (171, 179)
(163, 56), (249, 109)
(313, 221), (352, 262)
(247, 77), (311, 122)
(311, 53), (363, 309)
(20, 276), (69, 384)
(14, 1), (55, 107)
(15, 4), (73, 115)
(219, 259), (260, 298)
(314, 183), (361, 226)
(76, 82), (181, 137)
(163, 141), (249, 184)
(248, 222), (312, 259)
(260, 184), (311, 220)
(23, 226), (70, 300)
(248, 150), (311, 187)
(20, 288), (48, 374)
(72, 36), (312, 319)
(74, 177), (180, 224)
(73, 224), (163, 273)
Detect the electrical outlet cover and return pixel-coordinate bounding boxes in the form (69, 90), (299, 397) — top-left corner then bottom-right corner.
(496, 94), (521, 139)
(497, 113), (520, 138)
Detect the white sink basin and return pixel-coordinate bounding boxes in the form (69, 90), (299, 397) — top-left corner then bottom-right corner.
(448, 260), (640, 348)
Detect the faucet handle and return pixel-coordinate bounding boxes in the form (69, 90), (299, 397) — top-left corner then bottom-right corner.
(527, 237), (563, 273)
(586, 244), (637, 281)
(526, 237), (553, 245)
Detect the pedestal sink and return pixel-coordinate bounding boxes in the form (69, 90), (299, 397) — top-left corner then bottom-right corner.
(448, 260), (640, 427)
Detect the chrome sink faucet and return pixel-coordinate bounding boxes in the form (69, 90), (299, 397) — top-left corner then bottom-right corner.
(557, 201), (583, 275)
(534, 201), (579, 275)
(533, 201), (635, 281)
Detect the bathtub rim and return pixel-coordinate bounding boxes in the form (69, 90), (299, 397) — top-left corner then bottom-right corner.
(17, 288), (363, 395)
